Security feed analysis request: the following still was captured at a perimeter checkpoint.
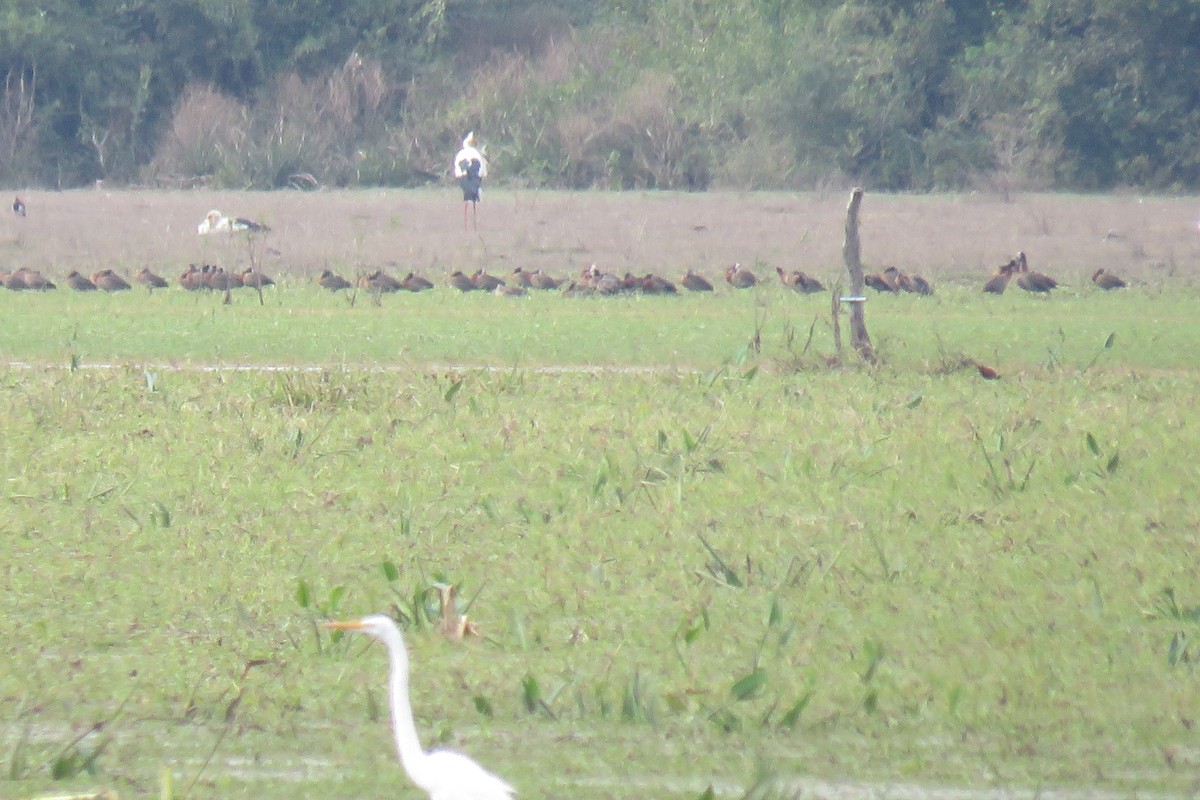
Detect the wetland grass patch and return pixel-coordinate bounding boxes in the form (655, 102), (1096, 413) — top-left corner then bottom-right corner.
(2, 361), (1198, 799)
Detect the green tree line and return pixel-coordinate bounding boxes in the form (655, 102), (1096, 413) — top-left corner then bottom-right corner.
(3, 0), (1198, 191)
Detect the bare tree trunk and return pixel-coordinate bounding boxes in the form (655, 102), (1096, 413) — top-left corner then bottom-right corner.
(842, 187), (874, 362)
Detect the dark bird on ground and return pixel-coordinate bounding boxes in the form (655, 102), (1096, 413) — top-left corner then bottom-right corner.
(1092, 268), (1127, 290)
(972, 360), (1001, 380)
(360, 269), (402, 293)
(135, 267), (169, 290)
(883, 266), (933, 296)
(639, 273), (677, 294)
(5, 268), (55, 290)
(319, 269), (353, 292)
(1015, 251), (1059, 293)
(471, 269), (504, 291)
(67, 271), (98, 291)
(864, 272), (897, 293)
(179, 264), (204, 291)
(453, 132), (487, 231)
(899, 272), (933, 295)
(510, 268), (534, 288)
(240, 268), (275, 289)
(983, 259), (1016, 294)
(725, 263), (758, 288)
(681, 269), (714, 292)
(529, 270), (564, 290)
(448, 271), (477, 292)
(12, 197), (26, 217)
(92, 269), (131, 292)
(775, 266), (824, 294)
(205, 266), (242, 290)
(401, 272), (434, 292)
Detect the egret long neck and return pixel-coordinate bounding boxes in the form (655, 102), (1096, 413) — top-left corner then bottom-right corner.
(383, 628), (427, 774)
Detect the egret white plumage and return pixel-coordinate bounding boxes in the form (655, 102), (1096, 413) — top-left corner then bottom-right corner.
(323, 615), (515, 800)
(196, 209), (270, 235)
(453, 132), (488, 231)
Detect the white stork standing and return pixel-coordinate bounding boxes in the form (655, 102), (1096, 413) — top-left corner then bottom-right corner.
(197, 209), (270, 235)
(453, 132), (487, 231)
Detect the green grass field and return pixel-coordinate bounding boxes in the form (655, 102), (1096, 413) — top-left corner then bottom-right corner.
(2, 191), (1199, 800)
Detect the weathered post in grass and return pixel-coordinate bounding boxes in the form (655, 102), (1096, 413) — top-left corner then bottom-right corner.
(842, 187), (874, 362)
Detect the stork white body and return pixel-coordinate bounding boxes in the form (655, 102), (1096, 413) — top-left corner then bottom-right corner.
(197, 209), (269, 235)
(453, 132), (488, 231)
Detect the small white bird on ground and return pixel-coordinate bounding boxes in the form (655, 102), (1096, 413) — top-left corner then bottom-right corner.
(453, 132), (488, 231)
(323, 614), (515, 800)
(196, 209), (270, 235)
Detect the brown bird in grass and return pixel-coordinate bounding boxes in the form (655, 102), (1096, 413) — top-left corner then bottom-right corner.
(240, 268), (274, 289)
(510, 267), (534, 288)
(725, 263), (758, 288)
(319, 269), (353, 292)
(864, 272), (897, 293)
(5, 268), (55, 291)
(204, 266), (242, 290)
(494, 284), (527, 297)
(775, 266), (824, 294)
(66, 271), (98, 291)
(359, 269), (402, 293)
(681, 269), (714, 292)
(447, 270), (477, 292)
(639, 273), (677, 294)
(135, 267), (169, 290)
(983, 259), (1016, 294)
(971, 360), (1001, 380)
(471, 269), (505, 292)
(179, 264), (204, 291)
(528, 270), (564, 290)
(1091, 268), (1127, 290)
(92, 269), (131, 292)
(1015, 251), (1059, 293)
(401, 272), (434, 292)
(886, 267), (933, 296)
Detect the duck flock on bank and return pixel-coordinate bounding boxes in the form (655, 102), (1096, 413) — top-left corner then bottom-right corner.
(0, 251), (1131, 297)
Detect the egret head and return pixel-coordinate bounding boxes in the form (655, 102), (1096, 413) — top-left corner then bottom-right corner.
(324, 614), (397, 641)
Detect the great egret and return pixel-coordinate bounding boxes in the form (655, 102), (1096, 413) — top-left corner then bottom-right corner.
(453, 132), (488, 231)
(324, 615), (516, 800)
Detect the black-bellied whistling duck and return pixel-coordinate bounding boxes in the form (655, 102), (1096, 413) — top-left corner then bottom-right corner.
(67, 271), (98, 291)
(725, 263), (758, 288)
(983, 259), (1015, 294)
(136, 267), (168, 290)
(448, 271), (477, 292)
(92, 269), (131, 292)
(529, 270), (564, 290)
(401, 272), (433, 292)
(681, 269), (713, 292)
(471, 269), (504, 291)
(319, 270), (352, 291)
(1091, 269), (1126, 290)
(1015, 251), (1059, 293)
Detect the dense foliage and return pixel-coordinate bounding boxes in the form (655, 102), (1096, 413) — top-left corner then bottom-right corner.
(3, 0), (1198, 191)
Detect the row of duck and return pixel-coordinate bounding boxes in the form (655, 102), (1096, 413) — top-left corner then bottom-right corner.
(1, 253), (1127, 296)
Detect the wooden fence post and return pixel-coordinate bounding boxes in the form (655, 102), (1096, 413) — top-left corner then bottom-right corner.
(842, 187), (874, 362)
